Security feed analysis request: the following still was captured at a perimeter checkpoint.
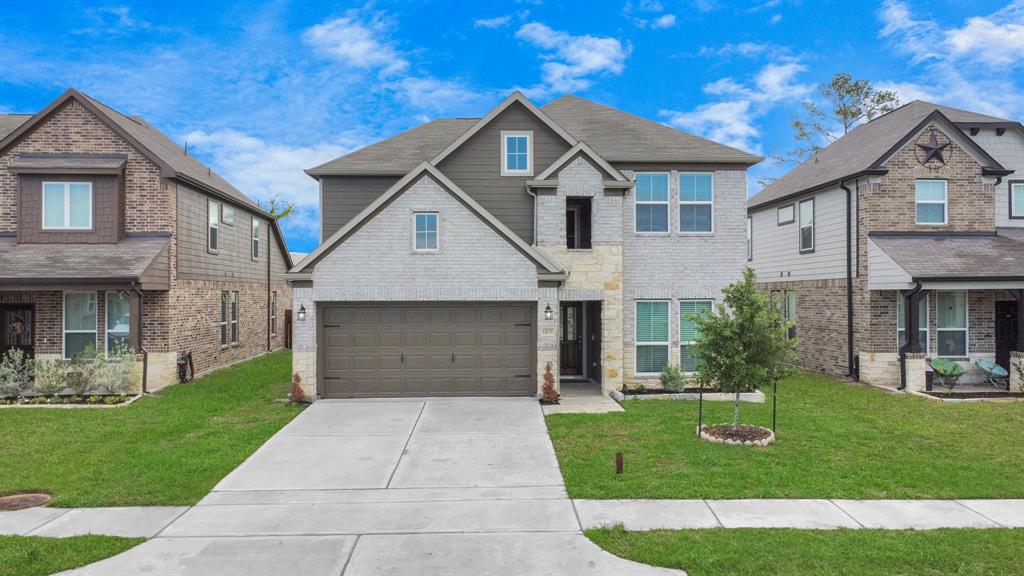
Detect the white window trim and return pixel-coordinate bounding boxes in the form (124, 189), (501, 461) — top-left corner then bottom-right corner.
(896, 292), (930, 356)
(680, 299), (713, 375)
(105, 291), (131, 356)
(230, 291), (239, 346)
(219, 291), (229, 347)
(746, 216), (752, 261)
(936, 290), (969, 359)
(777, 204), (795, 225)
(678, 172), (714, 234)
(635, 300), (670, 376)
(799, 198), (815, 253)
(251, 217), (260, 261)
(63, 291), (97, 360)
(208, 200), (220, 253)
(412, 211), (439, 252)
(270, 291), (277, 336)
(42, 181), (93, 230)
(634, 172), (670, 235)
(222, 205), (235, 226)
(1010, 182), (1024, 219)
(915, 179), (948, 225)
(500, 130), (533, 176)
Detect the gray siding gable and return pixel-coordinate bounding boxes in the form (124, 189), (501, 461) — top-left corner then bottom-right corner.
(320, 175), (400, 240)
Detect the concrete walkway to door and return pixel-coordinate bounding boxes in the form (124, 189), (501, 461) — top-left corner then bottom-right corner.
(58, 398), (682, 576)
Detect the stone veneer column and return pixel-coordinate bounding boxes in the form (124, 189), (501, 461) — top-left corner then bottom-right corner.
(291, 286), (317, 399)
(1010, 351), (1023, 393)
(536, 286), (559, 396)
(904, 353), (927, 393)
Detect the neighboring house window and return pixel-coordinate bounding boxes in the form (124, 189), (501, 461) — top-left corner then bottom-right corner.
(231, 291), (239, 345)
(251, 218), (260, 261)
(222, 205), (235, 225)
(799, 198), (814, 252)
(680, 300), (713, 373)
(42, 182), (92, 229)
(635, 300), (669, 374)
(679, 172), (714, 233)
(915, 180), (947, 225)
(413, 212), (439, 251)
(635, 172), (669, 233)
(784, 291), (797, 339)
(896, 292), (929, 354)
(208, 200), (220, 252)
(777, 204), (794, 225)
(1010, 181), (1024, 219)
(64, 292), (97, 359)
(220, 291), (229, 346)
(746, 217), (752, 261)
(106, 291), (131, 354)
(270, 291), (277, 336)
(936, 291), (968, 358)
(501, 131), (532, 176)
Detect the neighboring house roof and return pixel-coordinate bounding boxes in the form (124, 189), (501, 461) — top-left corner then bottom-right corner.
(870, 231), (1024, 281)
(291, 162), (566, 278)
(748, 100), (1019, 210)
(0, 114), (31, 140)
(306, 92), (762, 177)
(0, 234), (170, 287)
(541, 94), (763, 164)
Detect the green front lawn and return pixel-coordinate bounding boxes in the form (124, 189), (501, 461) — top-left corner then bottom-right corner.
(588, 527), (1024, 576)
(0, 535), (143, 576)
(547, 372), (1024, 499)
(0, 349), (303, 507)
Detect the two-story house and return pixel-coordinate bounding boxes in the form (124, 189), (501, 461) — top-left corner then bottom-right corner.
(287, 92), (760, 399)
(0, 89), (293, 389)
(747, 101), (1023, 392)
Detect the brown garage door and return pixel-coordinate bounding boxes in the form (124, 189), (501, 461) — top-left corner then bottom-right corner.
(320, 303), (535, 398)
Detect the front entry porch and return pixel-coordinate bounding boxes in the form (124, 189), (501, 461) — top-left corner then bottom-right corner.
(558, 301), (602, 391)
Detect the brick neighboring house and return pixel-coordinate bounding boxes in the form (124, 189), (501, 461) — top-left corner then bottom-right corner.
(0, 89), (292, 390)
(288, 92), (761, 399)
(747, 100), (1023, 392)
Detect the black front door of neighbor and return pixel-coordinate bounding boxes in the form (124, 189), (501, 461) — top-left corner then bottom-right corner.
(995, 301), (1018, 370)
(0, 306), (34, 359)
(560, 302), (583, 376)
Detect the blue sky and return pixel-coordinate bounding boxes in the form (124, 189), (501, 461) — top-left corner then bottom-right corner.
(2, 0), (1022, 252)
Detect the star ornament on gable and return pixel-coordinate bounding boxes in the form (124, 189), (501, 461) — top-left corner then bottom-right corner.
(916, 130), (950, 166)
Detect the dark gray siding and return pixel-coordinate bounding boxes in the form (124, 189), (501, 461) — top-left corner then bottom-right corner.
(437, 101), (571, 241)
(17, 174), (122, 244)
(320, 175), (399, 239)
(176, 183), (271, 283)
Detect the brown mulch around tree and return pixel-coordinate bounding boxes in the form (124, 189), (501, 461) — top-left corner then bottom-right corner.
(0, 493), (51, 511)
(701, 424), (773, 443)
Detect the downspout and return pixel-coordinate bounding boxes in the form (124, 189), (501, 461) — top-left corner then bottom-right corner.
(840, 180), (856, 378)
(267, 219), (272, 353)
(130, 281), (147, 394)
(897, 281), (923, 391)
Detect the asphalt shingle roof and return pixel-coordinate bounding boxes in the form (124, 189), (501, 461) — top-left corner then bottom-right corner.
(0, 114), (31, 140)
(308, 119), (477, 175)
(871, 232), (1024, 280)
(0, 235), (169, 283)
(748, 100), (1017, 210)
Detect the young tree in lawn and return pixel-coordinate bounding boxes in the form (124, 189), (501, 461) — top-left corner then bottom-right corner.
(689, 267), (798, 429)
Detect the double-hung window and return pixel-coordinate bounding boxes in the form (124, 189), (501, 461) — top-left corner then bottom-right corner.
(634, 173), (669, 233)
(208, 200), (220, 252)
(915, 180), (947, 224)
(414, 212), (438, 251)
(64, 292), (97, 359)
(785, 291), (797, 339)
(501, 131), (532, 176)
(251, 218), (260, 261)
(896, 293), (929, 354)
(220, 291), (229, 346)
(746, 217), (752, 261)
(1010, 181), (1024, 219)
(43, 182), (92, 229)
(679, 172), (713, 233)
(937, 291), (967, 358)
(230, 291), (239, 345)
(220, 291), (238, 346)
(106, 291), (131, 354)
(270, 291), (277, 336)
(799, 198), (814, 252)
(635, 301), (669, 374)
(680, 300), (713, 373)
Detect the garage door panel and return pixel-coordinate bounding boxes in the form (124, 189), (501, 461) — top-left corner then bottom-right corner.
(429, 332), (453, 347)
(506, 331), (531, 347)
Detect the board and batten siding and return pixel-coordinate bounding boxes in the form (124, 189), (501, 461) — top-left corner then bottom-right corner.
(749, 184), (858, 282)
(175, 183), (271, 283)
(967, 128), (1024, 228)
(320, 175), (400, 241)
(437, 101), (572, 242)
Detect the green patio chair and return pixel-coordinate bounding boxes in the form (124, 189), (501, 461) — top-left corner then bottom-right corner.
(929, 358), (965, 390)
(975, 359), (1009, 390)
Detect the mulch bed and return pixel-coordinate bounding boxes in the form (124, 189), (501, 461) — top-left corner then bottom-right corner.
(701, 424), (773, 443)
(623, 387), (752, 396)
(0, 493), (51, 511)
(925, 391), (1022, 399)
(1, 394), (133, 406)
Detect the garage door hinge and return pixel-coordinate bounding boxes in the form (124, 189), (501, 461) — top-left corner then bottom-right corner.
(514, 323), (532, 327)
(514, 374), (531, 378)
(324, 324), (341, 328)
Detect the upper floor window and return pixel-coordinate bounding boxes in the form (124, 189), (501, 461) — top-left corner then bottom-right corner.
(777, 204), (794, 225)
(1010, 181), (1023, 219)
(635, 172), (669, 233)
(414, 212), (438, 251)
(679, 173), (713, 233)
(222, 205), (236, 225)
(208, 200), (220, 253)
(566, 197), (592, 249)
(746, 217), (752, 261)
(501, 131), (532, 176)
(43, 182), (92, 230)
(251, 218), (260, 261)
(799, 198), (814, 253)
(915, 180), (947, 225)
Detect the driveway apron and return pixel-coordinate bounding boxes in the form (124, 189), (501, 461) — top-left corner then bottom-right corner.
(59, 398), (682, 575)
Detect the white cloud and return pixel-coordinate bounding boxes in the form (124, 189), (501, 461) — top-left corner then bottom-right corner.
(697, 41), (791, 60)
(651, 14), (677, 28)
(945, 15), (1024, 66)
(770, 14), (782, 24)
(661, 101), (758, 151)
(515, 22), (630, 93)
(303, 13), (408, 75)
(390, 76), (494, 115)
(474, 15), (512, 28)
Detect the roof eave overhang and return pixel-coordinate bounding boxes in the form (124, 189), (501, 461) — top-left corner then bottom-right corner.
(304, 168), (408, 178)
(748, 169), (888, 212)
(608, 156), (764, 165)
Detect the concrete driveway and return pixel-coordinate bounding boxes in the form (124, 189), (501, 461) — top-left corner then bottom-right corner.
(61, 398), (682, 576)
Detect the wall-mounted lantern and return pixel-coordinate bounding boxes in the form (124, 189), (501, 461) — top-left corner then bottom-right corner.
(544, 303), (553, 321)
(297, 304), (307, 322)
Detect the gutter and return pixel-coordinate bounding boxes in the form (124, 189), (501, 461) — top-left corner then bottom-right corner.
(840, 179), (856, 379)
(130, 281), (148, 394)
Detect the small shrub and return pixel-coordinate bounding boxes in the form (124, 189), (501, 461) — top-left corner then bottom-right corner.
(660, 364), (686, 392)
(290, 373), (305, 403)
(96, 343), (137, 395)
(0, 348), (34, 398)
(541, 362), (559, 404)
(33, 359), (70, 396)
(67, 345), (103, 396)
(634, 382), (647, 394)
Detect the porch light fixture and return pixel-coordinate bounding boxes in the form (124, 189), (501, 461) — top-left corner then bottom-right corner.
(544, 304), (553, 321)
(297, 304), (307, 322)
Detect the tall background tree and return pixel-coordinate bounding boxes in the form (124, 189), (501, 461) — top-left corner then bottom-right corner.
(265, 195), (295, 220)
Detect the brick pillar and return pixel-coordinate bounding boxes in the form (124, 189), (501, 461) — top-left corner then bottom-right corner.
(1011, 351), (1023, 393)
(904, 352), (928, 393)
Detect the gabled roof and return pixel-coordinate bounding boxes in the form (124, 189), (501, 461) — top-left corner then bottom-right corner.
(533, 141), (628, 182)
(0, 234), (170, 288)
(0, 114), (31, 140)
(748, 100), (1018, 210)
(291, 162), (566, 278)
(870, 231), (1024, 282)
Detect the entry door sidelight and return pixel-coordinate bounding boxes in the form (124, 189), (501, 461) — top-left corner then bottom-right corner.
(0, 306), (34, 359)
(995, 301), (1018, 370)
(560, 302), (583, 376)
